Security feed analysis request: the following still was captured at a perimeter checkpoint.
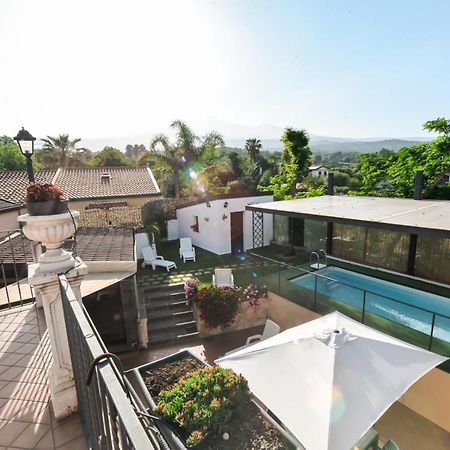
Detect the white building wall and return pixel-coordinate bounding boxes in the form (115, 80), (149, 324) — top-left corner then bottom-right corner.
(0, 210), (20, 231)
(176, 195), (273, 255)
(135, 232), (150, 259)
(166, 219), (179, 241)
(310, 167), (329, 178)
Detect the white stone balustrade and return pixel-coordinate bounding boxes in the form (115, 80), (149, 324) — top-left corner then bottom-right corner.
(18, 211), (88, 420)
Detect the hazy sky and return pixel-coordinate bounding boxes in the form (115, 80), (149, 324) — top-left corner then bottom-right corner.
(1, 0), (449, 141)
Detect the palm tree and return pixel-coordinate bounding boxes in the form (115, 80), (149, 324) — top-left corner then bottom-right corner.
(244, 138), (263, 183)
(147, 121), (224, 199)
(39, 134), (82, 168)
(244, 138), (262, 164)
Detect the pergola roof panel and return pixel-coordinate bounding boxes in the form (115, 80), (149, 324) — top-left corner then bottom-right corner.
(246, 196), (450, 238)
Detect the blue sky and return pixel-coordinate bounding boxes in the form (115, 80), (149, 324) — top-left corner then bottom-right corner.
(1, 0), (449, 141)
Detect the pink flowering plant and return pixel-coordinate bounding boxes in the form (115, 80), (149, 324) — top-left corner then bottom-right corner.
(184, 278), (200, 307)
(240, 282), (268, 307)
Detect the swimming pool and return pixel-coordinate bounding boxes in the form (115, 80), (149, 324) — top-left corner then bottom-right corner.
(290, 266), (450, 342)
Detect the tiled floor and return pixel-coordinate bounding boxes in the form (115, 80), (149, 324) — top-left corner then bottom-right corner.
(0, 304), (87, 450)
(122, 327), (450, 450)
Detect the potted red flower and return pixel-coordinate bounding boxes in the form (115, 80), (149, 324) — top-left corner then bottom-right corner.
(25, 182), (67, 216)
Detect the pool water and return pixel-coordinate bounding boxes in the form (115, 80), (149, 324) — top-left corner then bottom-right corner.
(290, 266), (450, 342)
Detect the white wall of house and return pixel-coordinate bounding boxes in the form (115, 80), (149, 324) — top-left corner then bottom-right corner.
(309, 166), (329, 178)
(176, 195), (273, 255)
(135, 232), (150, 259)
(167, 219), (179, 241)
(0, 209), (20, 231)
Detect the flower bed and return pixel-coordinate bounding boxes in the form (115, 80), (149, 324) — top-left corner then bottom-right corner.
(192, 283), (269, 337)
(130, 350), (293, 449)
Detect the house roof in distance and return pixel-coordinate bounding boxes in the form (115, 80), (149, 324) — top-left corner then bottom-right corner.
(0, 198), (21, 212)
(246, 195), (450, 238)
(0, 166), (160, 204)
(0, 171), (57, 205)
(0, 227), (135, 264)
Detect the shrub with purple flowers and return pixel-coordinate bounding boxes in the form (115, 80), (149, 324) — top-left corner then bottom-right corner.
(184, 278), (199, 307)
(240, 282), (268, 307)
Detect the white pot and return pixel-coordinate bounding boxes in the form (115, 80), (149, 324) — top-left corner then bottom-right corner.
(18, 211), (80, 274)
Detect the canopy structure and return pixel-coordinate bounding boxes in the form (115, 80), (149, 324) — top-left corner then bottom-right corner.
(246, 195), (450, 238)
(216, 312), (447, 450)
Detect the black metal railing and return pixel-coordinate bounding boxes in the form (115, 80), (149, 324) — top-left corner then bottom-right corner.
(0, 229), (36, 309)
(59, 274), (157, 450)
(249, 253), (450, 356)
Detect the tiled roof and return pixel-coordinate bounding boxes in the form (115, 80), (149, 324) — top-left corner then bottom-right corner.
(0, 228), (135, 264)
(0, 167), (160, 203)
(73, 228), (135, 261)
(0, 198), (20, 212)
(0, 171), (57, 204)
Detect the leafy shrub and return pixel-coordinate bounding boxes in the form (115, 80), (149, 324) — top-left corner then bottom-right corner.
(193, 286), (239, 328)
(184, 278), (199, 307)
(240, 282), (268, 307)
(25, 182), (64, 203)
(156, 367), (250, 447)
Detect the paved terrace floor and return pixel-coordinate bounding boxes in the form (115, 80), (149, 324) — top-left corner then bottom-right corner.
(0, 304), (87, 450)
(121, 328), (450, 450)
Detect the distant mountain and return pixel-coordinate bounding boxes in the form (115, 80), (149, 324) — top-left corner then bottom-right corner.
(70, 126), (432, 155)
(308, 137), (431, 154)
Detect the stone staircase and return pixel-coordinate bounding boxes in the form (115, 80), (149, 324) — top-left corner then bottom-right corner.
(144, 283), (199, 346)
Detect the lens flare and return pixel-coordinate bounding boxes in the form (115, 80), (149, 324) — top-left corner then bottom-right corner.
(252, 271), (257, 278)
(188, 168), (198, 180)
(181, 156), (186, 163)
(330, 384), (346, 423)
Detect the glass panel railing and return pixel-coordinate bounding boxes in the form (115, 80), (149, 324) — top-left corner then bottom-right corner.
(364, 294), (433, 350)
(431, 315), (450, 372)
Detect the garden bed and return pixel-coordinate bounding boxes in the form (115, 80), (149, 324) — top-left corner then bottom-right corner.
(129, 350), (297, 450)
(193, 300), (268, 337)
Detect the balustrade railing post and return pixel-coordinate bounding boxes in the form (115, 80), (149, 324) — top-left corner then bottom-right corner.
(428, 314), (436, 351)
(362, 291), (367, 324)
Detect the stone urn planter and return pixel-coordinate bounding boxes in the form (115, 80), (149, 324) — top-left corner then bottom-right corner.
(193, 299), (268, 337)
(18, 211), (80, 274)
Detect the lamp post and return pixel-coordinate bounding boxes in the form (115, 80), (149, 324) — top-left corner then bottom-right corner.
(14, 127), (36, 182)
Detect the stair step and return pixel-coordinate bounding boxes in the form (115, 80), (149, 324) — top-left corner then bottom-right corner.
(176, 331), (200, 340)
(148, 309), (192, 321)
(144, 283), (185, 296)
(146, 299), (187, 313)
(145, 282), (199, 347)
(175, 320), (197, 328)
(148, 316), (195, 332)
(146, 291), (185, 302)
(148, 330), (200, 345)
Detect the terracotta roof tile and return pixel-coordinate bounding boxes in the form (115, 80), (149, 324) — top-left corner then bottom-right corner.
(0, 228), (135, 263)
(0, 171), (57, 204)
(0, 167), (160, 203)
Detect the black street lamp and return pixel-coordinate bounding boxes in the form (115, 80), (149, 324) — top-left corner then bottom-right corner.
(14, 127), (36, 182)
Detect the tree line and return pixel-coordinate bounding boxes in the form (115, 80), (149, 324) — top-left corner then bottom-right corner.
(0, 118), (448, 200)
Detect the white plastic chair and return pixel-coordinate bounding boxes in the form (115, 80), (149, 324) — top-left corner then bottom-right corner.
(179, 238), (196, 262)
(141, 247), (177, 272)
(246, 319), (281, 345)
(212, 268), (234, 287)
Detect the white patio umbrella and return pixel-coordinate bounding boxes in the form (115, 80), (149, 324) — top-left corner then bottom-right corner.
(216, 311), (447, 450)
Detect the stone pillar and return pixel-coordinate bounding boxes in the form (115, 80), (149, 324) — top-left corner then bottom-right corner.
(18, 211), (87, 420)
(28, 261), (88, 419)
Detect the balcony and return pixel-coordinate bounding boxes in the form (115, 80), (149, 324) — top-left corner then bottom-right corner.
(0, 221), (449, 449)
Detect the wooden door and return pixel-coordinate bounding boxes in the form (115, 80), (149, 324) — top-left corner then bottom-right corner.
(230, 212), (244, 254)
